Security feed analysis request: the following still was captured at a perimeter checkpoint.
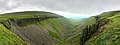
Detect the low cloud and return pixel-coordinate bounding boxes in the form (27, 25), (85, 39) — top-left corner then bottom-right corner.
(0, 0), (120, 17)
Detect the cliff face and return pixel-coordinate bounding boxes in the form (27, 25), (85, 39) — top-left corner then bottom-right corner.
(80, 16), (110, 45)
(0, 11), (74, 45)
(84, 11), (120, 45)
(78, 11), (120, 45)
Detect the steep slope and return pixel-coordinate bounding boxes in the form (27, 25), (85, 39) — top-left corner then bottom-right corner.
(0, 24), (27, 45)
(67, 16), (98, 45)
(84, 11), (120, 45)
(76, 11), (120, 45)
(0, 11), (74, 45)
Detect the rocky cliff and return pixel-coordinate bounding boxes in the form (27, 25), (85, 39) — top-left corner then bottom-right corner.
(0, 11), (74, 45)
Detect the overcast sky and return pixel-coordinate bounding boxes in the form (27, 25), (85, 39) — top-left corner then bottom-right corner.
(0, 0), (120, 17)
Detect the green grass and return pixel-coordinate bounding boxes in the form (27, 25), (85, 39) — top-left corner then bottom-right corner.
(36, 17), (74, 45)
(0, 24), (27, 45)
(84, 11), (120, 45)
(0, 11), (75, 45)
(0, 11), (61, 22)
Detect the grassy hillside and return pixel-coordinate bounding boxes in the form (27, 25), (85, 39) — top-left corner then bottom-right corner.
(1, 10), (120, 45)
(0, 24), (27, 45)
(72, 11), (120, 45)
(0, 11), (74, 45)
(85, 11), (120, 45)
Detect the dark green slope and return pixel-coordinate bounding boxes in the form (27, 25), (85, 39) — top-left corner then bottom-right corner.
(0, 11), (74, 45)
(84, 11), (120, 45)
(74, 11), (120, 45)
